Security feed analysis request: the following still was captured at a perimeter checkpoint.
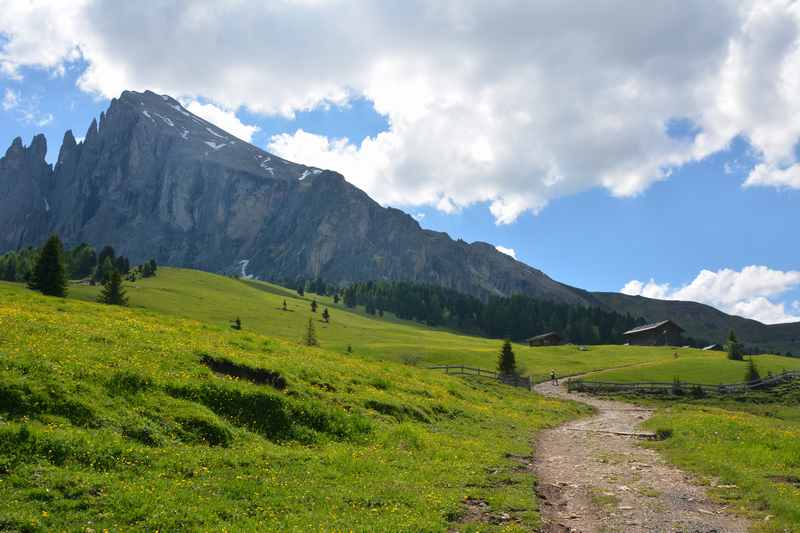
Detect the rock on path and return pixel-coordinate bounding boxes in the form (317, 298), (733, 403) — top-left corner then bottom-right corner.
(533, 380), (749, 533)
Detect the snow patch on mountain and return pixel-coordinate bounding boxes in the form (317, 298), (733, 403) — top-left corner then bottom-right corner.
(206, 127), (226, 139)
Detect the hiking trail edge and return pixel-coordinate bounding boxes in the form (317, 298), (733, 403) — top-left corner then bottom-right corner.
(533, 380), (750, 532)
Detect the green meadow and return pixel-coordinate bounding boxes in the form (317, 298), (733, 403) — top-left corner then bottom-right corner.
(4, 267), (800, 530)
(0, 282), (590, 531)
(66, 267), (696, 380)
(583, 351), (800, 385)
(640, 386), (800, 532)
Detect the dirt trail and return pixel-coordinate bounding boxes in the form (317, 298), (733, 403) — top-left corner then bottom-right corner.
(533, 380), (749, 532)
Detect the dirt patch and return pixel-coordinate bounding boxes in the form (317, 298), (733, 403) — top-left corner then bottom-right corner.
(200, 354), (286, 389)
(532, 380), (750, 532)
(767, 474), (800, 488)
(454, 497), (519, 528)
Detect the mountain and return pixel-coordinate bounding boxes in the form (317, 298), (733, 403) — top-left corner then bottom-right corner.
(1, 89), (798, 353)
(0, 90), (591, 306)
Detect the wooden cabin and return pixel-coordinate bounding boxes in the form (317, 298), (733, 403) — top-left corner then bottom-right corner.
(527, 332), (562, 347)
(622, 320), (684, 346)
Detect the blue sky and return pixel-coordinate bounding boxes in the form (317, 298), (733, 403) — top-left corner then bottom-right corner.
(2, 1), (799, 324)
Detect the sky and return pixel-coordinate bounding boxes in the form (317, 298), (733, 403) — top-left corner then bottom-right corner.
(1, 0), (799, 324)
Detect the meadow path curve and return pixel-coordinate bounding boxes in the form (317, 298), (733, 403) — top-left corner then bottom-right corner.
(533, 380), (750, 532)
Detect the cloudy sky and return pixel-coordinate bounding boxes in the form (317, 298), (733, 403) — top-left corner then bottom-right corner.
(1, 0), (799, 323)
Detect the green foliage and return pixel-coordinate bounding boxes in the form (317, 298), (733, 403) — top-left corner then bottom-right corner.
(97, 269), (128, 306)
(498, 339), (517, 375)
(27, 235), (67, 297)
(322, 307), (330, 323)
(0, 247), (37, 282)
(744, 357), (761, 383)
(65, 243), (97, 279)
(726, 329), (744, 361)
(340, 279), (649, 343)
(303, 317), (318, 346)
(310, 299), (318, 313)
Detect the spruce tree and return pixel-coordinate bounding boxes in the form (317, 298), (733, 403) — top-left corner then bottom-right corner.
(498, 339), (517, 375)
(304, 318), (318, 346)
(311, 300), (318, 313)
(322, 308), (330, 323)
(333, 294), (340, 304)
(745, 358), (761, 383)
(97, 269), (128, 306)
(726, 330), (743, 361)
(282, 300), (288, 311)
(28, 235), (68, 297)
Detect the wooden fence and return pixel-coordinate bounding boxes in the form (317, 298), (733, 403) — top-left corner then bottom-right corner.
(568, 370), (800, 396)
(429, 365), (533, 391)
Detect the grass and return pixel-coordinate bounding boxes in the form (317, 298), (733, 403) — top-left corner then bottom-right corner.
(639, 385), (800, 531)
(583, 352), (800, 385)
(57, 268), (714, 380)
(0, 282), (591, 531)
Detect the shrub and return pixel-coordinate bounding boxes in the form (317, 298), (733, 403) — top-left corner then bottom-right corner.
(655, 428), (673, 440)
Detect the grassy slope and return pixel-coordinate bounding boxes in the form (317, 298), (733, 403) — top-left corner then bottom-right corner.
(0, 283), (590, 531)
(65, 268), (708, 380)
(583, 352), (800, 385)
(640, 386), (800, 531)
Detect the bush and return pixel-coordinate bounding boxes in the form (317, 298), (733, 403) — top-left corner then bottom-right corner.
(655, 428), (673, 440)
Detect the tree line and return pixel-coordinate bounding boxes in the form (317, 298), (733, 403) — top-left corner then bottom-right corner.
(0, 235), (157, 306)
(305, 279), (647, 345)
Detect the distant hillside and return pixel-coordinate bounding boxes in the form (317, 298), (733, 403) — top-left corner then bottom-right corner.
(592, 292), (800, 354)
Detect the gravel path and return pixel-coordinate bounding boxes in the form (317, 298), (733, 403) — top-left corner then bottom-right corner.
(533, 380), (750, 532)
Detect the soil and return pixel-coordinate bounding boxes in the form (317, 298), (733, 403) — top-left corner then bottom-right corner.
(533, 380), (750, 533)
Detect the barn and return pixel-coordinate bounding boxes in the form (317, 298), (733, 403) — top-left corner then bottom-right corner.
(527, 332), (562, 347)
(623, 320), (684, 346)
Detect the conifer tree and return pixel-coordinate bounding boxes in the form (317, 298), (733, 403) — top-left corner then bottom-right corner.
(726, 330), (743, 361)
(304, 318), (318, 346)
(333, 294), (340, 304)
(282, 300), (288, 311)
(322, 308), (330, 323)
(97, 269), (128, 306)
(311, 299), (318, 313)
(745, 357), (761, 383)
(297, 282), (305, 296)
(498, 339), (517, 375)
(28, 235), (68, 297)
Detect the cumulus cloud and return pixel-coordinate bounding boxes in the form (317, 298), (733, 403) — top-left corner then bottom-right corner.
(2, 1), (800, 221)
(621, 266), (800, 324)
(184, 101), (260, 142)
(495, 246), (517, 260)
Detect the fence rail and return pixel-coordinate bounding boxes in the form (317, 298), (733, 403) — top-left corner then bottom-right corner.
(568, 370), (800, 396)
(429, 365), (533, 391)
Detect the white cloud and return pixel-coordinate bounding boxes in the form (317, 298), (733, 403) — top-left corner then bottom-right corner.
(412, 212), (425, 221)
(621, 266), (800, 324)
(183, 100), (260, 142)
(3, 2), (800, 221)
(495, 246), (517, 260)
(1, 87), (53, 126)
(2, 88), (18, 110)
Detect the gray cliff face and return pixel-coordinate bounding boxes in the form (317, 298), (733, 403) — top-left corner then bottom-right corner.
(0, 90), (592, 305)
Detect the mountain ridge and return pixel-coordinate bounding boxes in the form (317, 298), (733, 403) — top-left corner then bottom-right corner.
(1, 89), (798, 352)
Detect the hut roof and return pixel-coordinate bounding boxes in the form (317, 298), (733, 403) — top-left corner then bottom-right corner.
(623, 320), (684, 336)
(527, 331), (560, 341)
